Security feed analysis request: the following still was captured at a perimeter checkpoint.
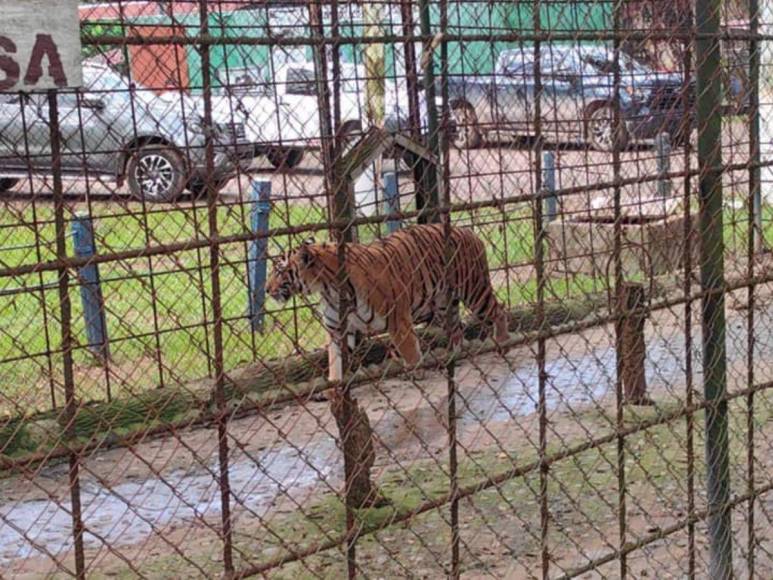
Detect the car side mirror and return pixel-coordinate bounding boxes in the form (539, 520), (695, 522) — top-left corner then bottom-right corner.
(82, 98), (106, 112)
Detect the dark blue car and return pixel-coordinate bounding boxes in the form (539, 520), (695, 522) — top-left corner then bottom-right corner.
(441, 44), (695, 151)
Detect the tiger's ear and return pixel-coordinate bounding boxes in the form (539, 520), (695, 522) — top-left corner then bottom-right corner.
(302, 237), (315, 246)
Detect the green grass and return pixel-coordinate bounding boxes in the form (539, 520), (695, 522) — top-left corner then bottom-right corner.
(0, 200), (330, 413)
(1, 200), (765, 415)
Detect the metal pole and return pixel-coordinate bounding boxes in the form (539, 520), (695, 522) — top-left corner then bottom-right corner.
(72, 214), (109, 361)
(382, 163), (401, 234)
(48, 89), (86, 579)
(696, 0), (733, 576)
(418, 0), (440, 223)
(542, 151), (557, 223)
(198, 0), (234, 572)
(248, 180), (271, 332)
(752, 0), (766, 254)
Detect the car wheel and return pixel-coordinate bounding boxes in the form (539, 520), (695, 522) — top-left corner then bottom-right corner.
(267, 148), (305, 170)
(186, 176), (231, 199)
(586, 104), (629, 152)
(450, 102), (482, 149)
(0, 178), (19, 193)
(127, 145), (186, 202)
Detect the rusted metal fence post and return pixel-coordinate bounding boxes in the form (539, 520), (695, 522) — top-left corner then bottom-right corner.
(309, 3), (380, 576)
(198, 0), (234, 572)
(48, 89), (86, 580)
(617, 282), (652, 405)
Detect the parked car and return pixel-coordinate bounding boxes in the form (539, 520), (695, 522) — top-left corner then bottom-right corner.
(214, 64), (315, 169)
(443, 44), (695, 151)
(0, 63), (255, 201)
(215, 61), (427, 167)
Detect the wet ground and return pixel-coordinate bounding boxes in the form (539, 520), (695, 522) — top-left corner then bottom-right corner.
(1, 286), (772, 575)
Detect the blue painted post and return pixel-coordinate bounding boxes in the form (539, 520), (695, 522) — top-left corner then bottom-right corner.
(383, 166), (401, 234)
(71, 213), (109, 360)
(249, 180), (271, 332)
(542, 151), (557, 223)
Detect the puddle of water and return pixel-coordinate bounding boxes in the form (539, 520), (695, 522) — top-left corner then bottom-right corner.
(460, 334), (698, 426)
(0, 438), (338, 564)
(460, 303), (773, 427)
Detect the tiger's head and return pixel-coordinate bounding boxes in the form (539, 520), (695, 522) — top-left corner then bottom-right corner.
(267, 237), (322, 303)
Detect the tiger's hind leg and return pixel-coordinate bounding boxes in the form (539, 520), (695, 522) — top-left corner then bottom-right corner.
(388, 308), (424, 380)
(492, 304), (509, 344)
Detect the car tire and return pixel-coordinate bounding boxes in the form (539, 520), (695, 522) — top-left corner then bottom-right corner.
(586, 104), (629, 152)
(127, 145), (186, 203)
(451, 102), (482, 149)
(0, 178), (19, 193)
(186, 176), (231, 199)
(267, 148), (305, 170)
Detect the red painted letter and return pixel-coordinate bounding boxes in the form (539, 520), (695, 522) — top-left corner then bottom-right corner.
(24, 34), (67, 87)
(0, 36), (20, 91)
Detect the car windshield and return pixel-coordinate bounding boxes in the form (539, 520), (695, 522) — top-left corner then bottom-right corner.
(285, 68), (317, 95)
(216, 67), (272, 96)
(83, 67), (131, 93)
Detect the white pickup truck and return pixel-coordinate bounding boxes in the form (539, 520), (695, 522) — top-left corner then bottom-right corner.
(214, 62), (425, 169)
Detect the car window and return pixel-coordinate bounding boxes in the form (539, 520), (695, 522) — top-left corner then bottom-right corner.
(499, 49), (531, 76)
(285, 68), (317, 95)
(217, 67), (272, 97)
(540, 48), (576, 76)
(581, 52), (647, 76)
(499, 48), (578, 77)
(83, 67), (130, 93)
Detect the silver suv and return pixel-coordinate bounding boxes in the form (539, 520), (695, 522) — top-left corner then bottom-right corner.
(0, 64), (255, 201)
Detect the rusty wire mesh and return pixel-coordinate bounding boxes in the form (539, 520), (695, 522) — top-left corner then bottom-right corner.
(0, 0), (772, 577)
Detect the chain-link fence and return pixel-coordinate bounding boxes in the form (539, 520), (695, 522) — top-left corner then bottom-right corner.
(1, 0), (771, 577)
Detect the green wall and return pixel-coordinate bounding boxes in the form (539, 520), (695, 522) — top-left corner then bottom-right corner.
(125, 2), (613, 88)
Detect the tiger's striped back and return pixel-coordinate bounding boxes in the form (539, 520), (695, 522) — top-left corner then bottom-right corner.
(267, 224), (508, 376)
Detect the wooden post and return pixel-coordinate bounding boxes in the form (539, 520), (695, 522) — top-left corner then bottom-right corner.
(617, 282), (652, 405)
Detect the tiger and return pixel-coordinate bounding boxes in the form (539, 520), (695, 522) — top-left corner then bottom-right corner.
(266, 223), (509, 382)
